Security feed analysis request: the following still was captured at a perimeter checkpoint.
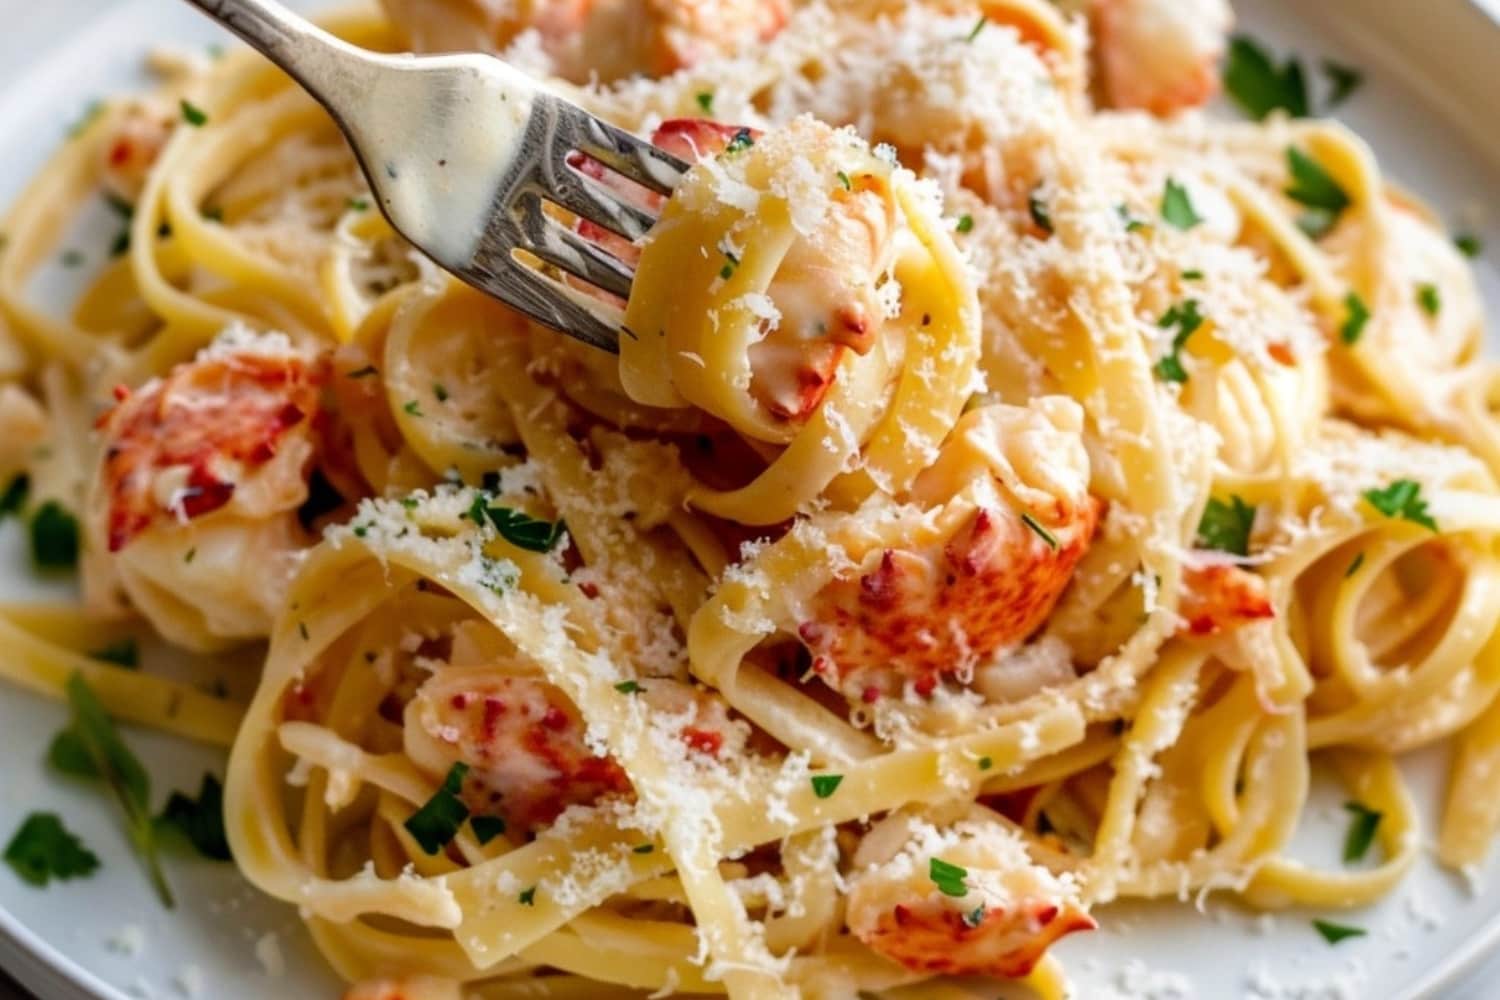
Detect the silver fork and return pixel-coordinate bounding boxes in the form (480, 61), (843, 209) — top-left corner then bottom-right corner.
(181, 0), (690, 352)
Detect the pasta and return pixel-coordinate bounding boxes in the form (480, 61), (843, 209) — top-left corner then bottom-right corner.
(0, 0), (1496, 997)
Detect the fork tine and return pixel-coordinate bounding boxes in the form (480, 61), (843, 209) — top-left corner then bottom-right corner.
(536, 172), (660, 243)
(487, 262), (623, 353)
(514, 192), (636, 300)
(567, 115), (690, 197)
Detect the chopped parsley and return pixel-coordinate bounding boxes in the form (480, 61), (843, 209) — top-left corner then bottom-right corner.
(298, 621), (310, 641)
(1312, 919), (1366, 945)
(1117, 204), (1148, 233)
(518, 886), (537, 906)
(695, 91), (714, 113)
(433, 383), (449, 402)
(614, 680), (643, 694)
(962, 905), (986, 928)
(51, 672), (173, 906)
(1322, 61), (1363, 107)
(955, 214), (974, 234)
(718, 248), (740, 281)
(1181, 269), (1204, 281)
(1416, 282), (1441, 317)
(160, 774), (231, 861)
(89, 638), (139, 670)
(475, 505), (567, 552)
(4, 813), (99, 887)
(30, 501), (79, 570)
(184, 547), (196, 564)
(724, 128), (754, 155)
(633, 843), (655, 854)
(1160, 179), (1203, 231)
(1340, 292), (1370, 345)
(929, 857), (969, 898)
(1154, 299), (1205, 383)
(179, 99), (208, 127)
(1455, 233), (1482, 258)
(810, 774), (843, 799)
(402, 400), (423, 417)
(966, 16), (987, 42)
(347, 197), (369, 212)
(110, 231), (131, 257)
(469, 815), (506, 845)
(1362, 479), (1437, 532)
(404, 762), (470, 855)
(1223, 36), (1309, 120)
(1028, 189), (1053, 234)
(1345, 552), (1365, 577)
(1196, 495), (1256, 557)
(1285, 147), (1350, 239)
(1020, 512), (1059, 550)
(836, 171), (851, 191)
(1342, 802), (1382, 863)
(977, 756), (992, 771)
(0, 475), (26, 518)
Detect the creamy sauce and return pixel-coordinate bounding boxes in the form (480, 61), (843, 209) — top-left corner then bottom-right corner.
(338, 52), (535, 266)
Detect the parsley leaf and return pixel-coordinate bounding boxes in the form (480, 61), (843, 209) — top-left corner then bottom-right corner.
(90, 638), (139, 670)
(55, 672), (173, 906)
(347, 197), (369, 212)
(1154, 299), (1205, 383)
(1161, 179), (1203, 231)
(1455, 233), (1482, 258)
(31, 501), (79, 570)
(955, 214), (974, 234)
(1342, 801), (1381, 863)
(695, 91), (714, 113)
(1416, 283), (1441, 317)
(404, 762), (470, 855)
(1340, 292), (1370, 345)
(1028, 189), (1053, 234)
(810, 774), (843, 799)
(1, 474), (28, 518)
(1285, 147), (1350, 239)
(724, 128), (754, 155)
(159, 774), (231, 861)
(179, 99), (208, 127)
(480, 506), (566, 553)
(614, 680), (642, 694)
(1345, 551), (1365, 578)
(962, 905), (986, 928)
(4, 813), (99, 887)
(402, 399), (423, 416)
(977, 756), (992, 771)
(633, 843), (655, 854)
(469, 815), (506, 845)
(836, 171), (851, 191)
(1322, 61), (1363, 107)
(1020, 512), (1059, 550)
(966, 16), (987, 42)
(1223, 36), (1309, 120)
(1312, 919), (1366, 944)
(1196, 496), (1256, 557)
(518, 886), (537, 906)
(1362, 479), (1437, 532)
(929, 857), (969, 897)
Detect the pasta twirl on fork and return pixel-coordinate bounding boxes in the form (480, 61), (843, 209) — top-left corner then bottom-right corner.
(0, 1), (1497, 998)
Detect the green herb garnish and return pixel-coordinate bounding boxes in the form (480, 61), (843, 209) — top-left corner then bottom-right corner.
(1154, 299), (1205, 383)
(4, 813), (99, 887)
(810, 774), (843, 799)
(1341, 801), (1381, 863)
(1363, 479), (1437, 532)
(179, 99), (208, 127)
(469, 815), (506, 845)
(404, 762), (470, 855)
(89, 639), (139, 670)
(1020, 512), (1059, 550)
(1161, 179), (1203, 231)
(929, 857), (969, 898)
(1416, 283), (1441, 317)
(51, 672), (173, 905)
(1223, 36), (1309, 120)
(955, 214), (974, 234)
(160, 774), (231, 861)
(1196, 495), (1256, 557)
(30, 501), (79, 570)
(1322, 61), (1363, 107)
(1340, 292), (1370, 345)
(695, 92), (714, 114)
(1312, 919), (1366, 944)
(1028, 190), (1053, 234)
(1285, 147), (1350, 239)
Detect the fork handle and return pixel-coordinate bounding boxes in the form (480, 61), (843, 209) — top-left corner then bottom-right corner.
(180, 0), (377, 117)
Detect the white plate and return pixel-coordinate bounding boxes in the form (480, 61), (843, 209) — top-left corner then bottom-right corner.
(0, 1), (1497, 997)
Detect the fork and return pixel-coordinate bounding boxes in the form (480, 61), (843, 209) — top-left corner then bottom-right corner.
(181, 0), (690, 351)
